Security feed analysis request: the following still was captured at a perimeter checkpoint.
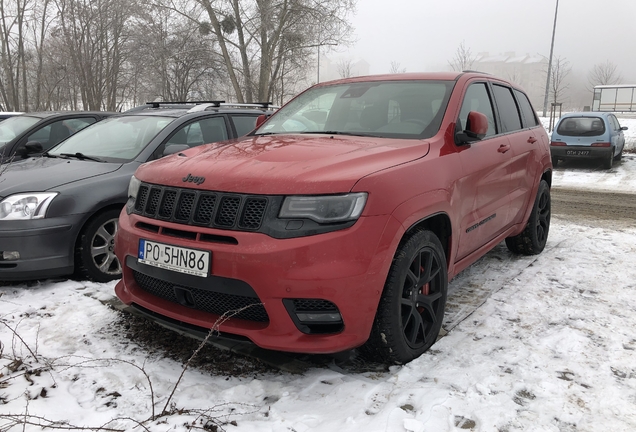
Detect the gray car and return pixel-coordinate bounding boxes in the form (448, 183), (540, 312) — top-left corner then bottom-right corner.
(0, 102), (275, 282)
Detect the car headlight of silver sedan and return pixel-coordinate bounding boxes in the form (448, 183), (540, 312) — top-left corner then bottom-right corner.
(0, 192), (58, 220)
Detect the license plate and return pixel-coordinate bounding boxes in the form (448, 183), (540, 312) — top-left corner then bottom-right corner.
(138, 239), (210, 277)
(566, 150), (590, 156)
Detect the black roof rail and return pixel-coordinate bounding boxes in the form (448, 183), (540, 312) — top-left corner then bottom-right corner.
(145, 100), (226, 109)
(219, 102), (278, 109)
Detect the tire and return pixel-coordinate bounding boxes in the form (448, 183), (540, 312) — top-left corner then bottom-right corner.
(551, 156), (559, 168)
(75, 209), (122, 282)
(362, 229), (448, 364)
(603, 150), (614, 169)
(505, 180), (551, 255)
(614, 148), (623, 161)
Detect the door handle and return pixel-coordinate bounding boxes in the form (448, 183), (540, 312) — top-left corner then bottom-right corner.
(498, 144), (511, 153)
(527, 136), (537, 144)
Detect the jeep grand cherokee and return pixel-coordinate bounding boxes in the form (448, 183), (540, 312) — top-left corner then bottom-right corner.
(114, 72), (552, 364)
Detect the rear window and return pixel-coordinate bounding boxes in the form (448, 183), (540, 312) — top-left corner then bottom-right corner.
(556, 116), (606, 137)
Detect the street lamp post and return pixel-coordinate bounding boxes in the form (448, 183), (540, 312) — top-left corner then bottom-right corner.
(542, 0), (560, 117)
(316, 42), (337, 84)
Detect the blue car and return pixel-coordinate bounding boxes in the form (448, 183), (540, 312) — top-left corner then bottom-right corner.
(550, 112), (627, 169)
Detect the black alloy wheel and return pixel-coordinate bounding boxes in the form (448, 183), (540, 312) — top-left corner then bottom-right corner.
(363, 230), (448, 364)
(505, 179), (551, 255)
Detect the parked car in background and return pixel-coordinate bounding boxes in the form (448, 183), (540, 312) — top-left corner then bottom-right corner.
(0, 111), (113, 164)
(115, 72), (552, 364)
(0, 102), (275, 282)
(550, 112), (627, 169)
(0, 112), (23, 121)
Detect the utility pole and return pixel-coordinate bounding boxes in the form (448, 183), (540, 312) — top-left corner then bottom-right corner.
(542, 0), (560, 117)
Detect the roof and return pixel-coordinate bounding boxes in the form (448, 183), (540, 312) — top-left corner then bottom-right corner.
(317, 72), (464, 86)
(559, 111), (611, 118)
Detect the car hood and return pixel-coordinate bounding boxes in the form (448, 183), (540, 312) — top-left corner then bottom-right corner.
(0, 156), (123, 197)
(135, 134), (430, 194)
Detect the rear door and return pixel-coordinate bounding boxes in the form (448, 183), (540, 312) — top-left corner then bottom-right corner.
(495, 86), (543, 226)
(455, 81), (515, 261)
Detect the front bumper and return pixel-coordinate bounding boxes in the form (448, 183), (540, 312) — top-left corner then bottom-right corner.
(114, 211), (400, 354)
(550, 145), (611, 160)
(0, 214), (84, 281)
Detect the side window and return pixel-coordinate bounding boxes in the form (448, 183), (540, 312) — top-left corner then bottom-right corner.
(231, 115), (258, 136)
(492, 84), (522, 133)
(26, 117), (95, 151)
(156, 116), (229, 160)
(609, 115), (620, 131)
(458, 83), (497, 138)
(513, 89), (539, 128)
(166, 117), (229, 148)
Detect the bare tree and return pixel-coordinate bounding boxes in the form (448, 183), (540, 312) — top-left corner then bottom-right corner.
(161, 0), (356, 103)
(389, 61), (406, 74)
(549, 55), (571, 104)
(337, 58), (353, 78)
(448, 40), (475, 72)
(588, 60), (622, 89)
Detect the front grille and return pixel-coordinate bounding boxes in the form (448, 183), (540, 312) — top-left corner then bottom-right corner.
(133, 270), (269, 322)
(135, 183), (269, 231)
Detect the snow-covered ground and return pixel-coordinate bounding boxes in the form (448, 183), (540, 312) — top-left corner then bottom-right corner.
(2, 134), (636, 431)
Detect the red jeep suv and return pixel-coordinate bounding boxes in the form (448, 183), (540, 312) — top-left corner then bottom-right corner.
(115, 72), (552, 364)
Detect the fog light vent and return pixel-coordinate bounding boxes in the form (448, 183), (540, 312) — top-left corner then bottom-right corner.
(283, 298), (344, 334)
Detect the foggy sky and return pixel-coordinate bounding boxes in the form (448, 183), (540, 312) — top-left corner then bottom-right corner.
(340, 0), (636, 82)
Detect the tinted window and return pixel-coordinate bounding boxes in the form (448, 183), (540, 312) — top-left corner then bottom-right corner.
(231, 115), (258, 136)
(556, 117), (605, 137)
(513, 89), (539, 127)
(458, 83), (497, 137)
(492, 85), (522, 133)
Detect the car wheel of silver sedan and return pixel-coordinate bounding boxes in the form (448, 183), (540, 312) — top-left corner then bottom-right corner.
(76, 208), (122, 282)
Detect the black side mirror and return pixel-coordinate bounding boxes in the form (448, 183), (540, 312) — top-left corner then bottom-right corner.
(621, 126), (628, 131)
(163, 144), (190, 157)
(25, 141), (44, 154)
(14, 141), (43, 159)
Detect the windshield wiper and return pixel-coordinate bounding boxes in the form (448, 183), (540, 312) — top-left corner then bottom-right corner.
(311, 131), (384, 138)
(60, 152), (105, 162)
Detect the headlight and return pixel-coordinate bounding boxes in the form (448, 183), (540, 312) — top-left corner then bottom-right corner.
(126, 175), (142, 215)
(128, 175), (141, 199)
(0, 192), (58, 220)
(279, 193), (367, 223)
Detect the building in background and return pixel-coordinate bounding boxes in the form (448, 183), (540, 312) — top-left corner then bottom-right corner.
(472, 52), (547, 109)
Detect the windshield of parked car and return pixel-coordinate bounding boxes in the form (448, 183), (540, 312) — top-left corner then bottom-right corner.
(255, 80), (454, 139)
(556, 116), (606, 137)
(0, 115), (40, 150)
(48, 115), (173, 162)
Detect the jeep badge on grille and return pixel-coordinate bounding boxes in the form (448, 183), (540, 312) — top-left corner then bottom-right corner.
(182, 174), (205, 185)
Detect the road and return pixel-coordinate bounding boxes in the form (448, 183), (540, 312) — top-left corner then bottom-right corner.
(551, 186), (636, 227)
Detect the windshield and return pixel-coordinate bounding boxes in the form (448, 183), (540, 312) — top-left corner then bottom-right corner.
(0, 115), (40, 150)
(256, 80), (454, 139)
(48, 115), (173, 162)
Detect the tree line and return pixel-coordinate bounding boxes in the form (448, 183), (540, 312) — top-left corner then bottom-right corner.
(0, 0), (355, 112)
